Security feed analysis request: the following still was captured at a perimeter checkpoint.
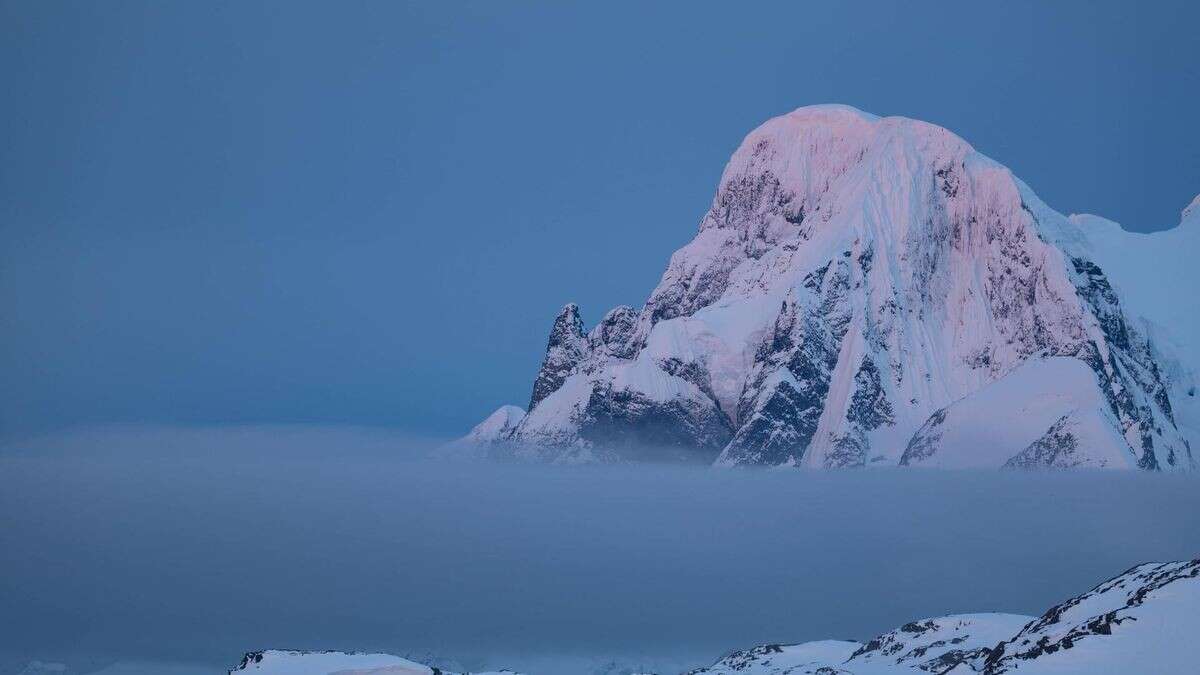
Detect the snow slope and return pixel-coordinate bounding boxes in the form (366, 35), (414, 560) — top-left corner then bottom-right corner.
(687, 557), (1200, 674)
(237, 558), (1200, 674)
(228, 651), (432, 675)
(1057, 199), (1200, 460)
(978, 559), (1200, 674)
(228, 650), (517, 675)
(439, 404), (526, 459)
(899, 357), (1133, 469)
(457, 105), (1195, 471)
(687, 615), (1033, 675)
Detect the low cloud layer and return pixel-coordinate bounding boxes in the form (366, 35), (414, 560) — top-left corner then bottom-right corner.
(2, 427), (1198, 674)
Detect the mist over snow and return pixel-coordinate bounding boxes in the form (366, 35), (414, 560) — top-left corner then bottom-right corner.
(2, 428), (1198, 674)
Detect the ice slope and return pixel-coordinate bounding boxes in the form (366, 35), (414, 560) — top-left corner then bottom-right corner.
(458, 105), (1195, 470)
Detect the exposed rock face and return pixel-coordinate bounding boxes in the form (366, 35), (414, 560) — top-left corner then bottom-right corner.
(528, 303), (589, 411)
(979, 559), (1200, 674)
(844, 614), (1030, 673)
(459, 105), (1195, 470)
(591, 305), (639, 359)
(1004, 414), (1085, 469)
(897, 357), (1132, 470)
(719, 290), (843, 466)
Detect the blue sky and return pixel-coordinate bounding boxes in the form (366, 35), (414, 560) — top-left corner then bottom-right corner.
(2, 1), (1198, 438)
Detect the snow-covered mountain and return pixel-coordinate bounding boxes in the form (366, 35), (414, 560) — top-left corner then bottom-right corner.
(232, 557), (1200, 674)
(688, 557), (1200, 674)
(458, 105), (1197, 470)
(687, 614), (1030, 675)
(227, 650), (518, 675)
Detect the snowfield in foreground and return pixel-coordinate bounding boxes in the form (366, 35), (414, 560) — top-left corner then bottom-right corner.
(233, 557), (1200, 674)
(454, 104), (1198, 471)
(228, 650), (519, 675)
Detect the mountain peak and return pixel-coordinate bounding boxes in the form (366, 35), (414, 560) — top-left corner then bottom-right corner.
(458, 107), (1196, 471)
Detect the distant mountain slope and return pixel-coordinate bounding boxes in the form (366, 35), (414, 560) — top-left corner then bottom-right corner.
(229, 650), (432, 674)
(233, 557), (1200, 674)
(228, 649), (516, 675)
(688, 558), (1200, 674)
(457, 105), (1195, 470)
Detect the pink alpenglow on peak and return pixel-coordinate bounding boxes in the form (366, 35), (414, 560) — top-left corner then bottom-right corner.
(456, 105), (1197, 471)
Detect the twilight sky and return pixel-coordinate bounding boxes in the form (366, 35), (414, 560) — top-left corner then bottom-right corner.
(2, 1), (1198, 439)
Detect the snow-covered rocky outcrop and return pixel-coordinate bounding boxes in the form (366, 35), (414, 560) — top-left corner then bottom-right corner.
(976, 559), (1200, 673)
(233, 557), (1200, 674)
(687, 614), (1031, 675)
(457, 105), (1196, 470)
(228, 649), (519, 675)
(899, 357), (1131, 469)
(688, 557), (1200, 674)
(440, 404), (526, 459)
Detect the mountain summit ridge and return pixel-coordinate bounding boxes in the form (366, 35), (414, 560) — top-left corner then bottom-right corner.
(458, 105), (1196, 470)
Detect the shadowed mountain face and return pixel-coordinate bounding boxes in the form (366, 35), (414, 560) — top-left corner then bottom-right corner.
(458, 105), (1196, 471)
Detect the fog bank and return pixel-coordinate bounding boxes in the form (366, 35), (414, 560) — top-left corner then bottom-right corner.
(2, 427), (1198, 674)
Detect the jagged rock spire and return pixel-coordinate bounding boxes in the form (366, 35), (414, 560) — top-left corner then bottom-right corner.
(528, 303), (589, 411)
